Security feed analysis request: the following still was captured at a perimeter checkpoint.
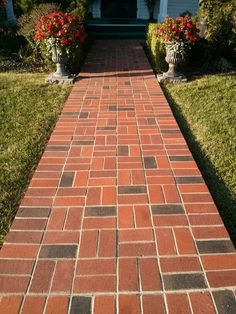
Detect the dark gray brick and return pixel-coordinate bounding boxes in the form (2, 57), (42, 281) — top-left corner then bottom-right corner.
(79, 112), (88, 119)
(85, 206), (117, 217)
(39, 245), (77, 259)
(169, 156), (194, 161)
(59, 172), (75, 187)
(161, 129), (180, 134)
(17, 207), (51, 217)
(144, 157), (157, 169)
(61, 112), (80, 115)
(213, 290), (236, 314)
(46, 146), (69, 151)
(118, 186), (147, 194)
(70, 296), (91, 314)
(196, 240), (235, 254)
(97, 126), (116, 131)
(152, 205), (184, 215)
(118, 146), (129, 156)
(147, 118), (156, 125)
(176, 177), (204, 184)
(163, 273), (207, 290)
(73, 141), (94, 146)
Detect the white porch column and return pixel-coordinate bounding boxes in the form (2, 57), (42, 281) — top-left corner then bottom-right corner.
(158, 0), (168, 22)
(5, 0), (16, 23)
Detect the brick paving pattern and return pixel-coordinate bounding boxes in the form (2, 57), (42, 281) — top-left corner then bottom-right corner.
(0, 40), (236, 313)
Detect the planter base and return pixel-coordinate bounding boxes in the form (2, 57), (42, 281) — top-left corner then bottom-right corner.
(157, 73), (187, 84)
(45, 73), (76, 85)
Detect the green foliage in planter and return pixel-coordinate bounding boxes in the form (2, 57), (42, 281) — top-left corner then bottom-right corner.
(146, 23), (168, 73)
(198, 0), (236, 61)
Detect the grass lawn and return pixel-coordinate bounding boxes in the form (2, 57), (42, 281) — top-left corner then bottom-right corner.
(163, 73), (236, 244)
(0, 72), (71, 245)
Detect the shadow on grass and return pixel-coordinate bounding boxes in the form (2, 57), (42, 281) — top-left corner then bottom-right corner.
(162, 85), (236, 247)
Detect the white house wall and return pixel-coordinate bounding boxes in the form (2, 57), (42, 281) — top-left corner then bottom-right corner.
(167, 0), (199, 17)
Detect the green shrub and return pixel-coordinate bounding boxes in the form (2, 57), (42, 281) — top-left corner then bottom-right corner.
(146, 23), (168, 73)
(198, 0), (236, 61)
(18, 3), (60, 67)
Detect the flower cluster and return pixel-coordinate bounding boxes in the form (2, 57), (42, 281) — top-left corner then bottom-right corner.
(158, 16), (199, 45)
(34, 11), (87, 51)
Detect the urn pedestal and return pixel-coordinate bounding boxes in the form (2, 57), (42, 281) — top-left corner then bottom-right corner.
(46, 47), (75, 84)
(157, 42), (187, 83)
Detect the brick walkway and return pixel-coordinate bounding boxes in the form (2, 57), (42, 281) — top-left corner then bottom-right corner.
(1, 40), (236, 313)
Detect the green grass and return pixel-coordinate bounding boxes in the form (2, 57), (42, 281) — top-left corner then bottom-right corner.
(0, 72), (71, 245)
(163, 73), (236, 244)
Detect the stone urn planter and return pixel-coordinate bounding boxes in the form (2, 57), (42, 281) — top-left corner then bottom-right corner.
(46, 46), (75, 84)
(157, 42), (187, 83)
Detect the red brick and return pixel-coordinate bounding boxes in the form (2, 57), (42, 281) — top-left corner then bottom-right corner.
(178, 184), (209, 193)
(119, 229), (153, 242)
(163, 185), (181, 203)
(118, 206), (134, 228)
(206, 270), (236, 287)
(189, 292), (215, 314)
(192, 226), (229, 239)
(51, 260), (75, 292)
(166, 293), (191, 314)
(0, 259), (34, 275)
(0, 296), (23, 314)
(174, 228), (196, 254)
(155, 229), (176, 255)
(73, 275), (116, 293)
(57, 187), (86, 197)
(119, 258), (138, 291)
(79, 230), (98, 257)
(119, 295), (140, 314)
(89, 177), (116, 186)
(118, 170), (131, 185)
(201, 255), (236, 270)
(0, 244), (39, 259)
(21, 197), (53, 207)
(29, 260), (55, 293)
(147, 176), (175, 184)
(94, 296), (115, 314)
(0, 276), (30, 293)
(189, 214), (223, 226)
(74, 171), (89, 186)
(139, 258), (162, 291)
(99, 230), (116, 257)
(131, 170), (145, 184)
(182, 194), (213, 203)
(119, 242), (156, 257)
(118, 194), (148, 205)
(29, 179), (59, 188)
(160, 256), (201, 273)
(77, 259), (116, 275)
(11, 218), (46, 230)
(45, 296), (69, 314)
(53, 196), (85, 207)
(148, 185), (165, 204)
(91, 157), (104, 170)
(83, 217), (116, 229)
(153, 215), (188, 227)
(134, 205), (152, 227)
(42, 231), (79, 244)
(102, 186), (116, 205)
(22, 296), (46, 314)
(64, 207), (83, 230)
(86, 187), (101, 205)
(142, 295), (165, 314)
(47, 208), (67, 230)
(5, 231), (43, 244)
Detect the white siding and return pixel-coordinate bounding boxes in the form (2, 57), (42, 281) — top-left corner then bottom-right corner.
(90, 0), (101, 18)
(167, 0), (199, 17)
